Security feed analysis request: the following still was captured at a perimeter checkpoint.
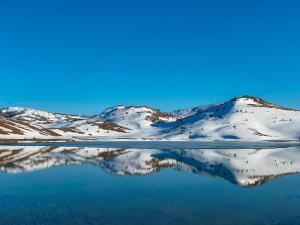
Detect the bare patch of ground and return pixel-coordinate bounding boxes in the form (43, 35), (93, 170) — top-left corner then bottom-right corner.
(94, 122), (130, 133)
(248, 128), (271, 137)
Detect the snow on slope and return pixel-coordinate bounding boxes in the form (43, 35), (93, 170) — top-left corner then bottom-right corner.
(90, 105), (179, 130)
(0, 117), (61, 139)
(161, 96), (300, 141)
(173, 102), (224, 118)
(1, 145), (300, 187)
(0, 107), (84, 128)
(0, 107), (130, 137)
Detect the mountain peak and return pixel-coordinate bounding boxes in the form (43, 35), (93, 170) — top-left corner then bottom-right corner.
(231, 95), (269, 103)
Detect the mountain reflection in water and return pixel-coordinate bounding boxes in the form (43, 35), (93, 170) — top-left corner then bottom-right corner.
(0, 145), (299, 187)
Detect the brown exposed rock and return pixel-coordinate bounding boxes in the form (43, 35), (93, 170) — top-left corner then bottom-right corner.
(231, 95), (297, 111)
(94, 122), (130, 133)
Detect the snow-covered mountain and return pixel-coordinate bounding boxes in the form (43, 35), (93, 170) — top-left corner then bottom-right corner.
(0, 95), (300, 141)
(161, 96), (300, 141)
(0, 107), (130, 138)
(0, 107), (84, 127)
(90, 105), (179, 130)
(1, 145), (300, 187)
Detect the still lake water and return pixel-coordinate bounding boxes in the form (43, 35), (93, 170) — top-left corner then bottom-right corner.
(0, 142), (300, 225)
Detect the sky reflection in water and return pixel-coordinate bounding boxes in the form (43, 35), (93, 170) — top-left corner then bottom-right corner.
(0, 144), (300, 225)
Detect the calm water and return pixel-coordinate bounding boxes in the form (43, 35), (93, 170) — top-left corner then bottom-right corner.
(0, 143), (300, 225)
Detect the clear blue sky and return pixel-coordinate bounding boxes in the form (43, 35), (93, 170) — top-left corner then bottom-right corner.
(0, 0), (299, 115)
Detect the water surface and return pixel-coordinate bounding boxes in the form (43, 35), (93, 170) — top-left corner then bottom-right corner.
(0, 143), (300, 225)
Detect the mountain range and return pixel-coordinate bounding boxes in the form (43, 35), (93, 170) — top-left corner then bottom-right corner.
(0, 95), (299, 142)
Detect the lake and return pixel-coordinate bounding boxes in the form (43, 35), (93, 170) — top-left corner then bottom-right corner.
(0, 141), (300, 225)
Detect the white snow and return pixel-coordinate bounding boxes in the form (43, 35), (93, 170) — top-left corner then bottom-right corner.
(1, 96), (300, 141)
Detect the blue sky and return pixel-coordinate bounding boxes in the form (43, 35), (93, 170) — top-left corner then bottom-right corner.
(0, 0), (299, 115)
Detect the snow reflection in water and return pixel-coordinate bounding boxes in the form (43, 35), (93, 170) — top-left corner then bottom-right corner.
(1, 145), (300, 187)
